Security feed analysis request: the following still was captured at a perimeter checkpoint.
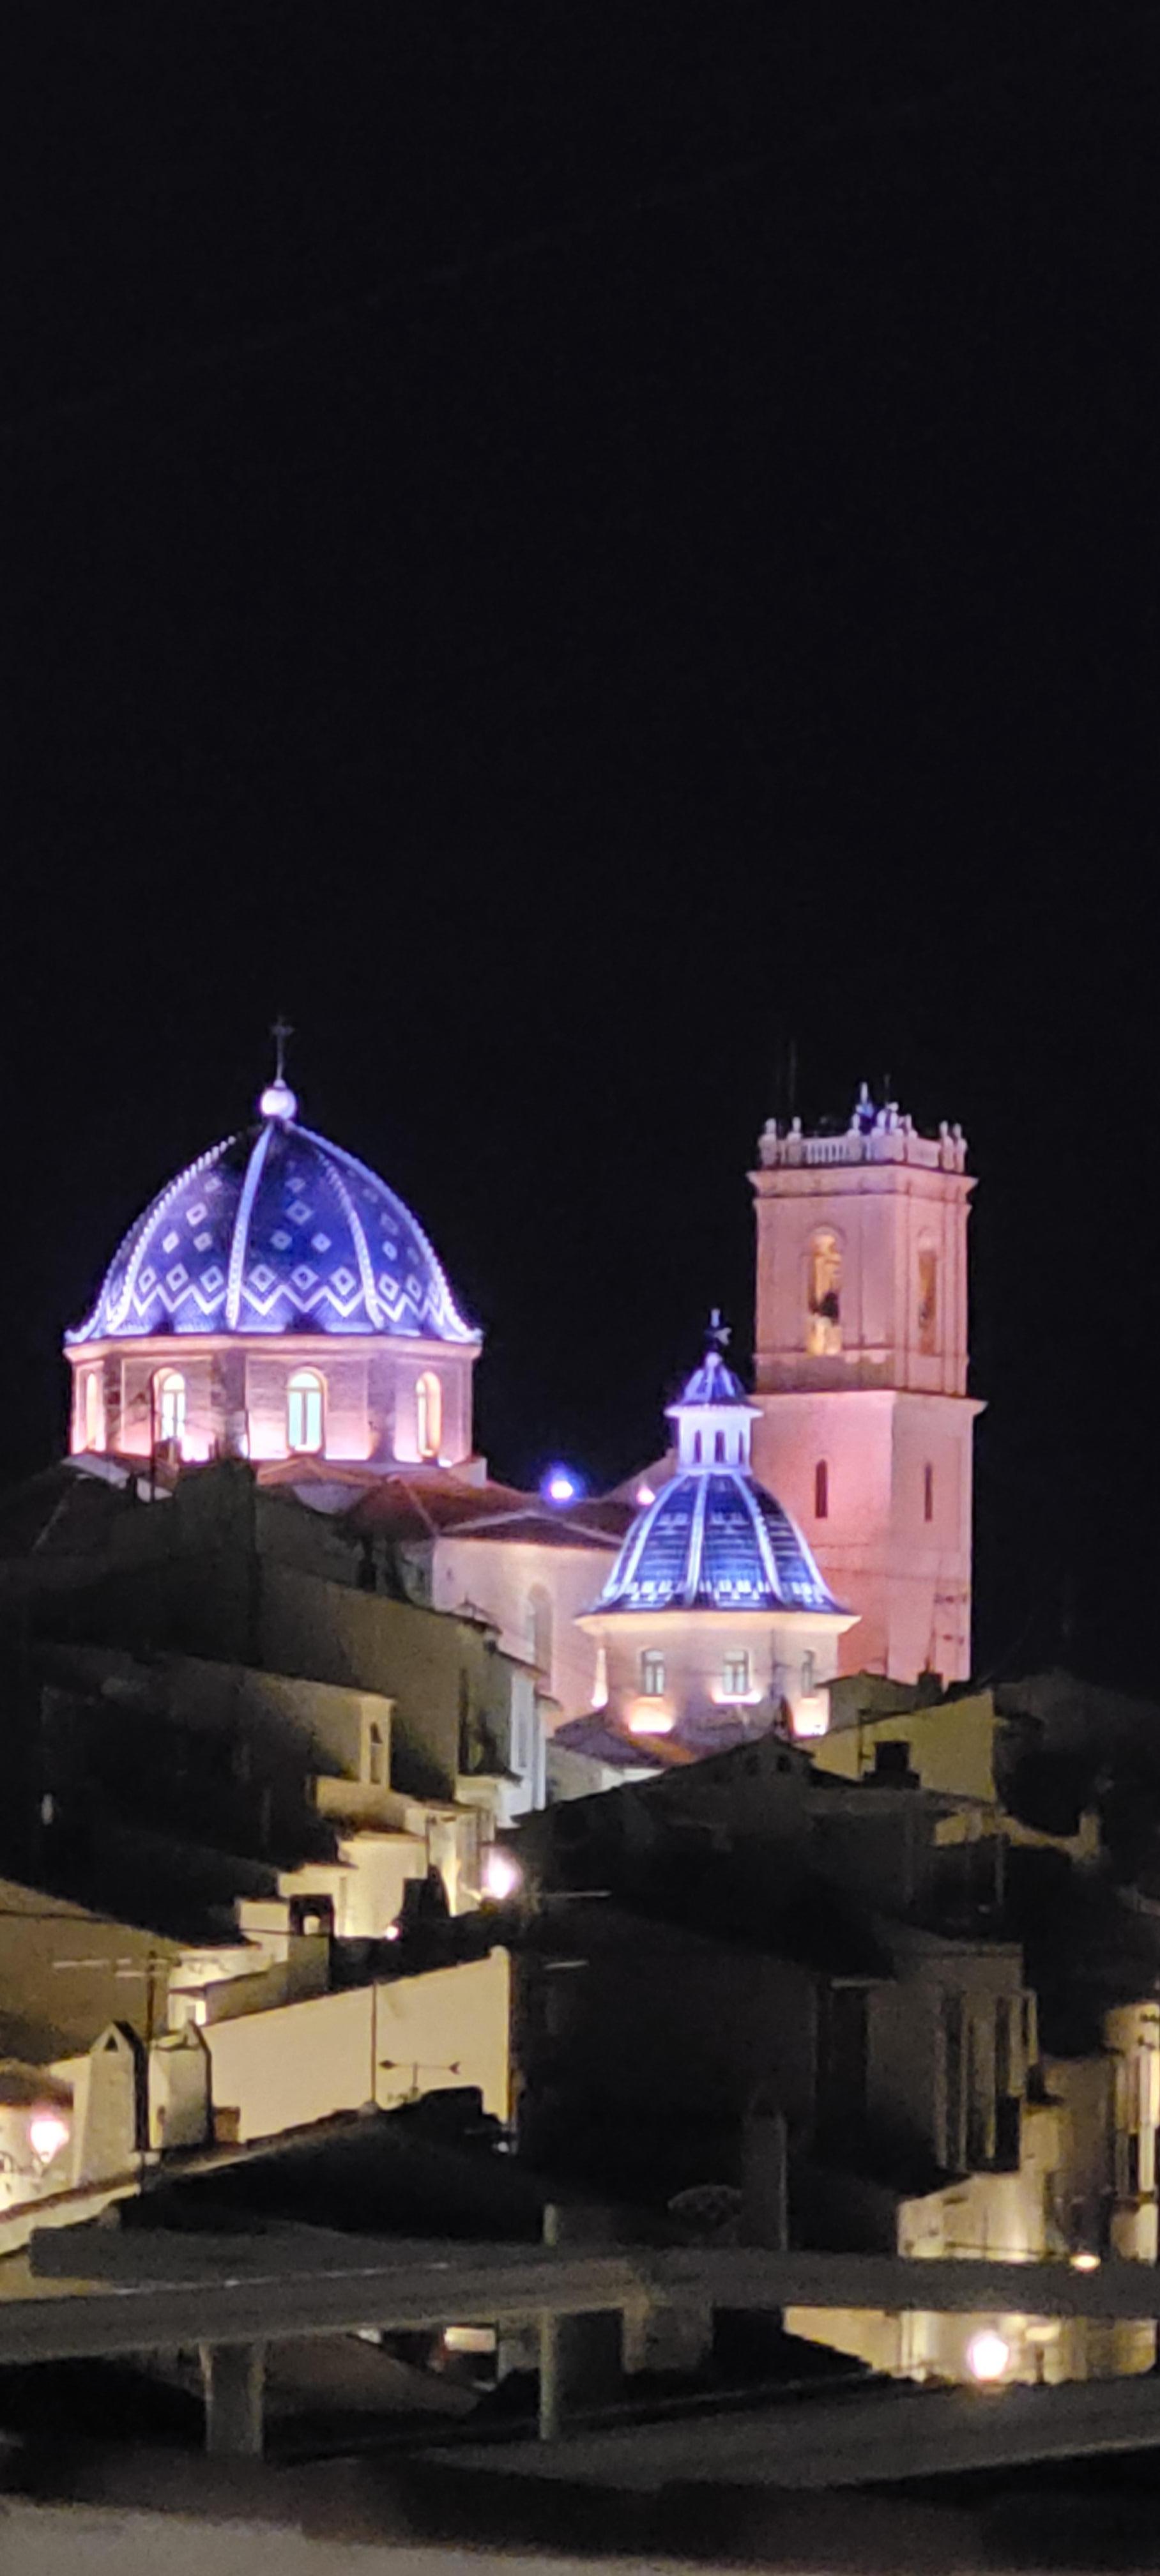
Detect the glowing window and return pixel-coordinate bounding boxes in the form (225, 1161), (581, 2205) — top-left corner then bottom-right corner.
(802, 1650), (816, 1696)
(807, 1230), (843, 1355)
(416, 1370), (442, 1459)
(83, 1371), (101, 1450)
(156, 1370), (186, 1447)
(814, 1459), (829, 1520)
(924, 1462), (935, 1523)
(287, 1367), (324, 1454)
(918, 1245), (938, 1355)
(640, 1650), (666, 1697)
(722, 1650), (751, 1698)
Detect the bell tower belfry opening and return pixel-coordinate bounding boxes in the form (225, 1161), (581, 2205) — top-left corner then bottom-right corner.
(749, 1085), (981, 1682)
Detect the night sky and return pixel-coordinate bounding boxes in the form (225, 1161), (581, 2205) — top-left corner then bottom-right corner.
(6, 8), (1159, 1687)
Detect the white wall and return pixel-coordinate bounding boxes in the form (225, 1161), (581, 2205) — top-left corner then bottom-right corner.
(203, 1951), (510, 2139)
(431, 1535), (614, 1723)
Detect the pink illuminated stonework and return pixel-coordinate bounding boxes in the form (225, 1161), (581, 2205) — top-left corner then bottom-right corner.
(749, 1087), (980, 1682)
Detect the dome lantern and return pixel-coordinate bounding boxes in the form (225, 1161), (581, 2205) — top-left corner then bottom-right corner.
(666, 1310), (759, 1473)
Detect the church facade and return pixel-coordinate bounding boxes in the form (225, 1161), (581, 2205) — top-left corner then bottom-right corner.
(64, 1054), (977, 1762)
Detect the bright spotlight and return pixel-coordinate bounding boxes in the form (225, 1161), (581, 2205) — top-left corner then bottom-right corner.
(482, 1848), (522, 1901)
(966, 2329), (1010, 2383)
(542, 1465), (583, 1505)
(28, 2113), (70, 2165)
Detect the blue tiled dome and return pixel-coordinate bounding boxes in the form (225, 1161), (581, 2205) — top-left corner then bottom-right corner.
(597, 1335), (843, 1616)
(598, 1469), (841, 1614)
(68, 1094), (475, 1346)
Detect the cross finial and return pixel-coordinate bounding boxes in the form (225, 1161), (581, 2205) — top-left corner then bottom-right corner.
(271, 1015), (293, 1084)
(707, 1307), (731, 1351)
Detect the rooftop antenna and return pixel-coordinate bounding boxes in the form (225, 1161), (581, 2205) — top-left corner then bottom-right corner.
(787, 1035), (798, 1126)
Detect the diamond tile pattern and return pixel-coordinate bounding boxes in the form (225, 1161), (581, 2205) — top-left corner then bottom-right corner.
(600, 1469), (839, 1614)
(70, 1116), (475, 1344)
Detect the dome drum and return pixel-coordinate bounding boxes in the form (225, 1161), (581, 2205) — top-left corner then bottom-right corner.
(70, 1333), (475, 1473)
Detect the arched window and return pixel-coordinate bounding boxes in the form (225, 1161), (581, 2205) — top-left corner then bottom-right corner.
(807, 1230), (843, 1354)
(415, 1370), (442, 1459)
(693, 1430), (703, 1463)
(814, 1458), (829, 1520)
(527, 1584), (553, 1680)
(924, 1462), (935, 1524)
(917, 1244), (938, 1356)
(641, 1650), (666, 1697)
(714, 1429), (726, 1462)
(83, 1370), (101, 1450)
(287, 1367), (324, 1454)
(155, 1370), (185, 1448)
(367, 1720), (386, 1788)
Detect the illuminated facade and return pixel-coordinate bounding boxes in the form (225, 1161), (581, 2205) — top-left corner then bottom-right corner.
(66, 1063), (480, 1473)
(63, 1056), (980, 1734)
(750, 1086), (980, 1682)
(573, 1340), (857, 1759)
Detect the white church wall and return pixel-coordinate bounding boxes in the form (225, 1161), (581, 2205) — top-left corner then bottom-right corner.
(431, 1535), (612, 1724)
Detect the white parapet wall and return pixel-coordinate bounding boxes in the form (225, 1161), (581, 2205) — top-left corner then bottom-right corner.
(202, 1951), (511, 2140)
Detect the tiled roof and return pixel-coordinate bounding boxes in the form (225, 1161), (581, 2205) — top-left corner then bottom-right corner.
(347, 1473), (625, 1552)
(551, 1712), (697, 1770)
(597, 1468), (844, 1615)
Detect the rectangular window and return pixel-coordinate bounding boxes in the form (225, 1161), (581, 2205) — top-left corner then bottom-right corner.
(640, 1650), (666, 1696)
(818, 1984), (868, 2130)
(993, 1997), (1021, 2168)
(814, 1459), (829, 1520)
(722, 1650), (751, 1698)
(923, 1462), (934, 1523)
(943, 1991), (965, 2169)
(1122, 2130), (1143, 2199)
(917, 1246), (938, 1355)
(965, 2014), (989, 2168)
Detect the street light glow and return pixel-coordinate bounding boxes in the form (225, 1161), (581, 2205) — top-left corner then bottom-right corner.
(966, 2329), (1010, 2382)
(28, 2113), (70, 2165)
(482, 1848), (522, 1901)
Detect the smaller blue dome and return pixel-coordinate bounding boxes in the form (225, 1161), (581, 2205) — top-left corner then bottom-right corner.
(597, 1469), (843, 1614)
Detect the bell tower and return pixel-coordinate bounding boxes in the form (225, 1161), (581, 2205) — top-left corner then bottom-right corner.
(749, 1086), (980, 1682)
